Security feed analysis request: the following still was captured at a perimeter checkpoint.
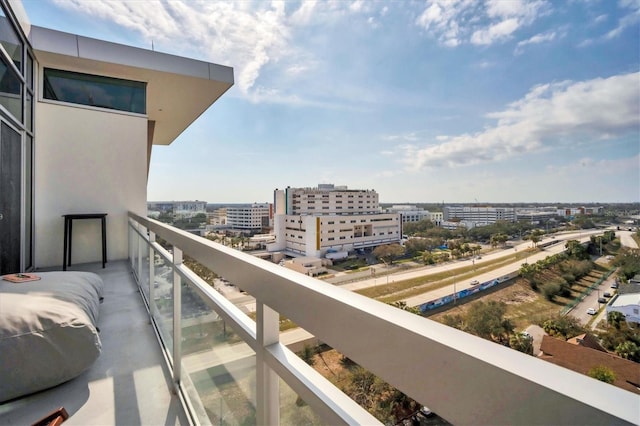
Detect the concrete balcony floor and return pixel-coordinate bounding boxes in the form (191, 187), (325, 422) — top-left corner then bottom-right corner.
(0, 260), (188, 426)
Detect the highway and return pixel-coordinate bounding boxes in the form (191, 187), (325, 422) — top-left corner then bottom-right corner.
(330, 230), (602, 308)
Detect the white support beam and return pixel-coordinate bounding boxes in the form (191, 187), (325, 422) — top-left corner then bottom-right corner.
(256, 303), (280, 426)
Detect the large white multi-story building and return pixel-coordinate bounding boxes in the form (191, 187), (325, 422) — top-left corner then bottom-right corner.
(443, 206), (516, 224)
(226, 203), (271, 231)
(270, 185), (401, 257)
(279, 184), (380, 215)
(385, 205), (443, 225)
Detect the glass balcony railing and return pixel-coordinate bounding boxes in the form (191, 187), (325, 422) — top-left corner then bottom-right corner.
(128, 212), (638, 426)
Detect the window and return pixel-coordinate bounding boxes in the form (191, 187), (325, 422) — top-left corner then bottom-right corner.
(0, 56), (21, 120)
(0, 10), (22, 70)
(43, 68), (146, 114)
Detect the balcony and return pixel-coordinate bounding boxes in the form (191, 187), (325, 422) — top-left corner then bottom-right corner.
(2, 213), (638, 425)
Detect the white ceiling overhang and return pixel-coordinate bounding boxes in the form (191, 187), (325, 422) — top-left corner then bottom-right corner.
(30, 26), (234, 146)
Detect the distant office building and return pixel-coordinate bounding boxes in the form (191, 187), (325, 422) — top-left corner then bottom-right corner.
(226, 203), (271, 231)
(206, 208), (227, 226)
(147, 200), (207, 218)
(270, 185), (401, 257)
(557, 206), (604, 217)
(443, 206), (516, 224)
(516, 208), (559, 224)
(385, 205), (443, 226)
(441, 220), (481, 230)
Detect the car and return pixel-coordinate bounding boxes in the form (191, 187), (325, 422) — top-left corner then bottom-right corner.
(598, 297), (606, 304)
(611, 283), (619, 289)
(587, 307), (597, 315)
(520, 331), (532, 339)
(419, 407), (433, 417)
(470, 279), (480, 285)
(603, 292), (611, 298)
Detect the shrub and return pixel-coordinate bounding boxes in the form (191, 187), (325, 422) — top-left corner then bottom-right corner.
(542, 282), (562, 301)
(588, 365), (616, 384)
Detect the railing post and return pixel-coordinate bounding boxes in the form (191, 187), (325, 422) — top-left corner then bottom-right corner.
(149, 231), (156, 310)
(256, 302), (280, 425)
(137, 224), (144, 282)
(173, 247), (183, 390)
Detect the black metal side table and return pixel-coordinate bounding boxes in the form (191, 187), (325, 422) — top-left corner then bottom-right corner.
(62, 213), (107, 271)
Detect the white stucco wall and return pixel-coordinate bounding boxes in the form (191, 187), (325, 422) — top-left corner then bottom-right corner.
(34, 102), (147, 268)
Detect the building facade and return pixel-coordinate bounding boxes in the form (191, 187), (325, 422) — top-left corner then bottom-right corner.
(276, 184), (380, 215)
(443, 206), (516, 224)
(557, 206), (604, 217)
(0, 0), (233, 274)
(270, 185), (401, 257)
(606, 293), (640, 324)
(226, 203), (271, 231)
(385, 205), (443, 225)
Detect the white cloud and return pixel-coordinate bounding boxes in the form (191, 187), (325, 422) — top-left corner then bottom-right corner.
(605, 4), (640, 39)
(416, 0), (550, 47)
(470, 18), (520, 45)
(401, 72), (640, 170)
(514, 30), (557, 54)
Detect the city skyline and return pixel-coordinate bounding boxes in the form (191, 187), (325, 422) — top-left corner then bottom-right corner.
(26, 0), (639, 203)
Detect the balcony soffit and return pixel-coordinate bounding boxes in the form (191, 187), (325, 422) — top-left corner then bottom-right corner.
(29, 26), (234, 146)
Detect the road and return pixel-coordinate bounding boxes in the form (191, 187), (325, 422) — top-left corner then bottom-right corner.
(330, 230), (603, 309)
(567, 271), (616, 326)
(618, 230), (639, 249)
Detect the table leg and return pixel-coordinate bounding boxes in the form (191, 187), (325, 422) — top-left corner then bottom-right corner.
(68, 219), (73, 267)
(63, 217), (69, 271)
(101, 216), (107, 268)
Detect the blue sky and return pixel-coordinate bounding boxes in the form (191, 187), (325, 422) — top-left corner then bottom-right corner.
(25, 0), (639, 204)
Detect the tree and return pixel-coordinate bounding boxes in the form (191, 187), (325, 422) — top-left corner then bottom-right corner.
(372, 244), (405, 265)
(529, 229), (543, 247)
(615, 341), (640, 361)
(509, 333), (534, 355)
(588, 365), (616, 384)
(299, 344), (316, 366)
(541, 314), (585, 339)
(490, 233), (508, 248)
(404, 238), (429, 256)
(519, 262), (539, 281)
(608, 311), (626, 329)
(465, 301), (513, 342)
(565, 239), (589, 260)
(612, 248), (640, 281)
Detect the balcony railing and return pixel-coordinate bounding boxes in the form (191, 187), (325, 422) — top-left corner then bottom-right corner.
(128, 212), (638, 426)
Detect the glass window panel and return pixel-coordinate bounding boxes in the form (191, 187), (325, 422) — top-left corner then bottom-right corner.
(43, 68), (146, 114)
(180, 284), (256, 425)
(26, 52), (32, 89)
(0, 13), (22, 71)
(0, 56), (22, 121)
(151, 250), (174, 359)
(279, 378), (324, 426)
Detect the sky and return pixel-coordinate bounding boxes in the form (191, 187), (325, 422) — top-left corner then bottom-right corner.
(24, 0), (640, 204)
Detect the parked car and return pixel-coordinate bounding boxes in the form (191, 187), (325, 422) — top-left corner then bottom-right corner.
(598, 297), (606, 304)
(520, 331), (532, 339)
(611, 282), (619, 289)
(604, 292), (611, 297)
(470, 279), (480, 285)
(420, 407), (433, 417)
(587, 307), (597, 315)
